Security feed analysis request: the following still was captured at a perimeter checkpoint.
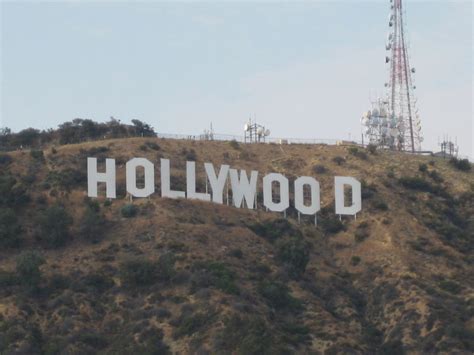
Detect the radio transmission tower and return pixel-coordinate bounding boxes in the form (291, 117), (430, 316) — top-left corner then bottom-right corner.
(362, 0), (422, 152)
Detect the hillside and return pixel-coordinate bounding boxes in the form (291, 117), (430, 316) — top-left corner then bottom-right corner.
(0, 137), (473, 354)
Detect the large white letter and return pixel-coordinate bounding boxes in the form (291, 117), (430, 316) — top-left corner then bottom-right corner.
(204, 163), (229, 204)
(186, 161), (211, 201)
(263, 173), (289, 212)
(126, 158), (155, 197)
(335, 176), (362, 215)
(161, 159), (185, 199)
(87, 157), (116, 198)
(294, 176), (320, 215)
(229, 169), (258, 209)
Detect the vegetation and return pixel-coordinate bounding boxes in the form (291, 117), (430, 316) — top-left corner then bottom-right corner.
(449, 157), (471, 172)
(121, 203), (138, 218)
(258, 280), (302, 311)
(0, 208), (22, 247)
(37, 205), (73, 248)
(276, 237), (310, 278)
(16, 251), (45, 291)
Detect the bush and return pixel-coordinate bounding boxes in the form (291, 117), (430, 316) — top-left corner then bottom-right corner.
(228, 248), (243, 259)
(258, 280), (302, 311)
(418, 163), (428, 173)
(37, 205), (73, 248)
(367, 144), (377, 154)
(428, 170), (444, 183)
(276, 237), (310, 278)
(438, 280), (462, 294)
(80, 202), (106, 243)
(120, 253), (176, 287)
(351, 256), (361, 266)
(120, 258), (157, 287)
(144, 141), (160, 151)
(372, 197), (389, 211)
(449, 157), (471, 172)
(46, 168), (87, 191)
(228, 140), (240, 150)
(16, 250), (45, 291)
(320, 216), (345, 234)
(30, 149), (45, 161)
(215, 314), (275, 354)
(191, 261), (239, 294)
(249, 218), (301, 242)
(399, 176), (435, 193)
(173, 311), (214, 339)
(355, 228), (369, 243)
(0, 208), (22, 247)
(0, 153), (12, 166)
(332, 156), (345, 166)
(313, 164), (327, 174)
(348, 147), (368, 160)
(121, 204), (138, 218)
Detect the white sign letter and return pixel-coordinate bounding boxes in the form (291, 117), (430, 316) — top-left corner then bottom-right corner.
(294, 176), (320, 215)
(229, 169), (258, 209)
(335, 176), (362, 215)
(263, 173), (289, 212)
(204, 163), (229, 204)
(126, 158), (155, 198)
(161, 159), (185, 199)
(87, 157), (116, 198)
(186, 161), (211, 201)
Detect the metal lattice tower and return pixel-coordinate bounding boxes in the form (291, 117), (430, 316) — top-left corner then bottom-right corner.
(387, 0), (422, 152)
(362, 0), (422, 152)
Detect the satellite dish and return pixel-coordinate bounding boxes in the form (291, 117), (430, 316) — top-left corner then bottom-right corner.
(389, 21), (393, 27)
(385, 56), (390, 63)
(411, 67), (416, 73)
(244, 123), (250, 131)
(264, 129), (271, 136)
(361, 117), (369, 125)
(257, 127), (264, 136)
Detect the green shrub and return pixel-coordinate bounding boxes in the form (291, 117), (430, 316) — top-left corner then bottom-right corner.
(120, 258), (157, 287)
(0, 154), (12, 166)
(372, 197), (389, 211)
(428, 170), (444, 183)
(449, 157), (471, 172)
(120, 253), (176, 287)
(249, 218), (301, 242)
(276, 237), (310, 278)
(191, 261), (239, 294)
(367, 144), (377, 154)
(313, 165), (327, 174)
(0, 208), (22, 247)
(30, 149), (45, 161)
(121, 204), (138, 218)
(228, 140), (240, 150)
(438, 280), (462, 294)
(46, 168), (87, 190)
(144, 141), (160, 150)
(173, 311), (213, 339)
(80, 202), (105, 243)
(355, 228), (369, 243)
(348, 147), (368, 160)
(37, 205), (73, 248)
(418, 163), (428, 173)
(320, 216), (345, 234)
(351, 256), (361, 266)
(258, 280), (302, 311)
(399, 176), (435, 192)
(16, 250), (45, 291)
(332, 156), (345, 166)
(216, 315), (275, 354)
(228, 248), (243, 259)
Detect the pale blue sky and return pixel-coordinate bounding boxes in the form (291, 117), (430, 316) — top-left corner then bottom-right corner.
(1, 0), (472, 157)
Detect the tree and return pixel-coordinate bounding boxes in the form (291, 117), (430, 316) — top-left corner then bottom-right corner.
(16, 250), (45, 291)
(37, 205), (73, 248)
(0, 208), (22, 247)
(131, 119), (156, 137)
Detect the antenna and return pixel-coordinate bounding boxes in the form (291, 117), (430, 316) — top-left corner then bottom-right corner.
(362, 0), (422, 152)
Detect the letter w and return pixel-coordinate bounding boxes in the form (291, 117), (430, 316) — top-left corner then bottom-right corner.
(229, 169), (258, 209)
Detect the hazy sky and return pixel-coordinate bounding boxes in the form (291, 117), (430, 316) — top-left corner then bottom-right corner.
(1, 0), (472, 157)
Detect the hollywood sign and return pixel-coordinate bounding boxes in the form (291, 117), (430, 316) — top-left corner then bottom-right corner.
(87, 158), (362, 219)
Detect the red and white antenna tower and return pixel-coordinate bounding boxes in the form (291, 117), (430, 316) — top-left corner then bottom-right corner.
(387, 0), (422, 152)
(362, 0), (422, 152)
